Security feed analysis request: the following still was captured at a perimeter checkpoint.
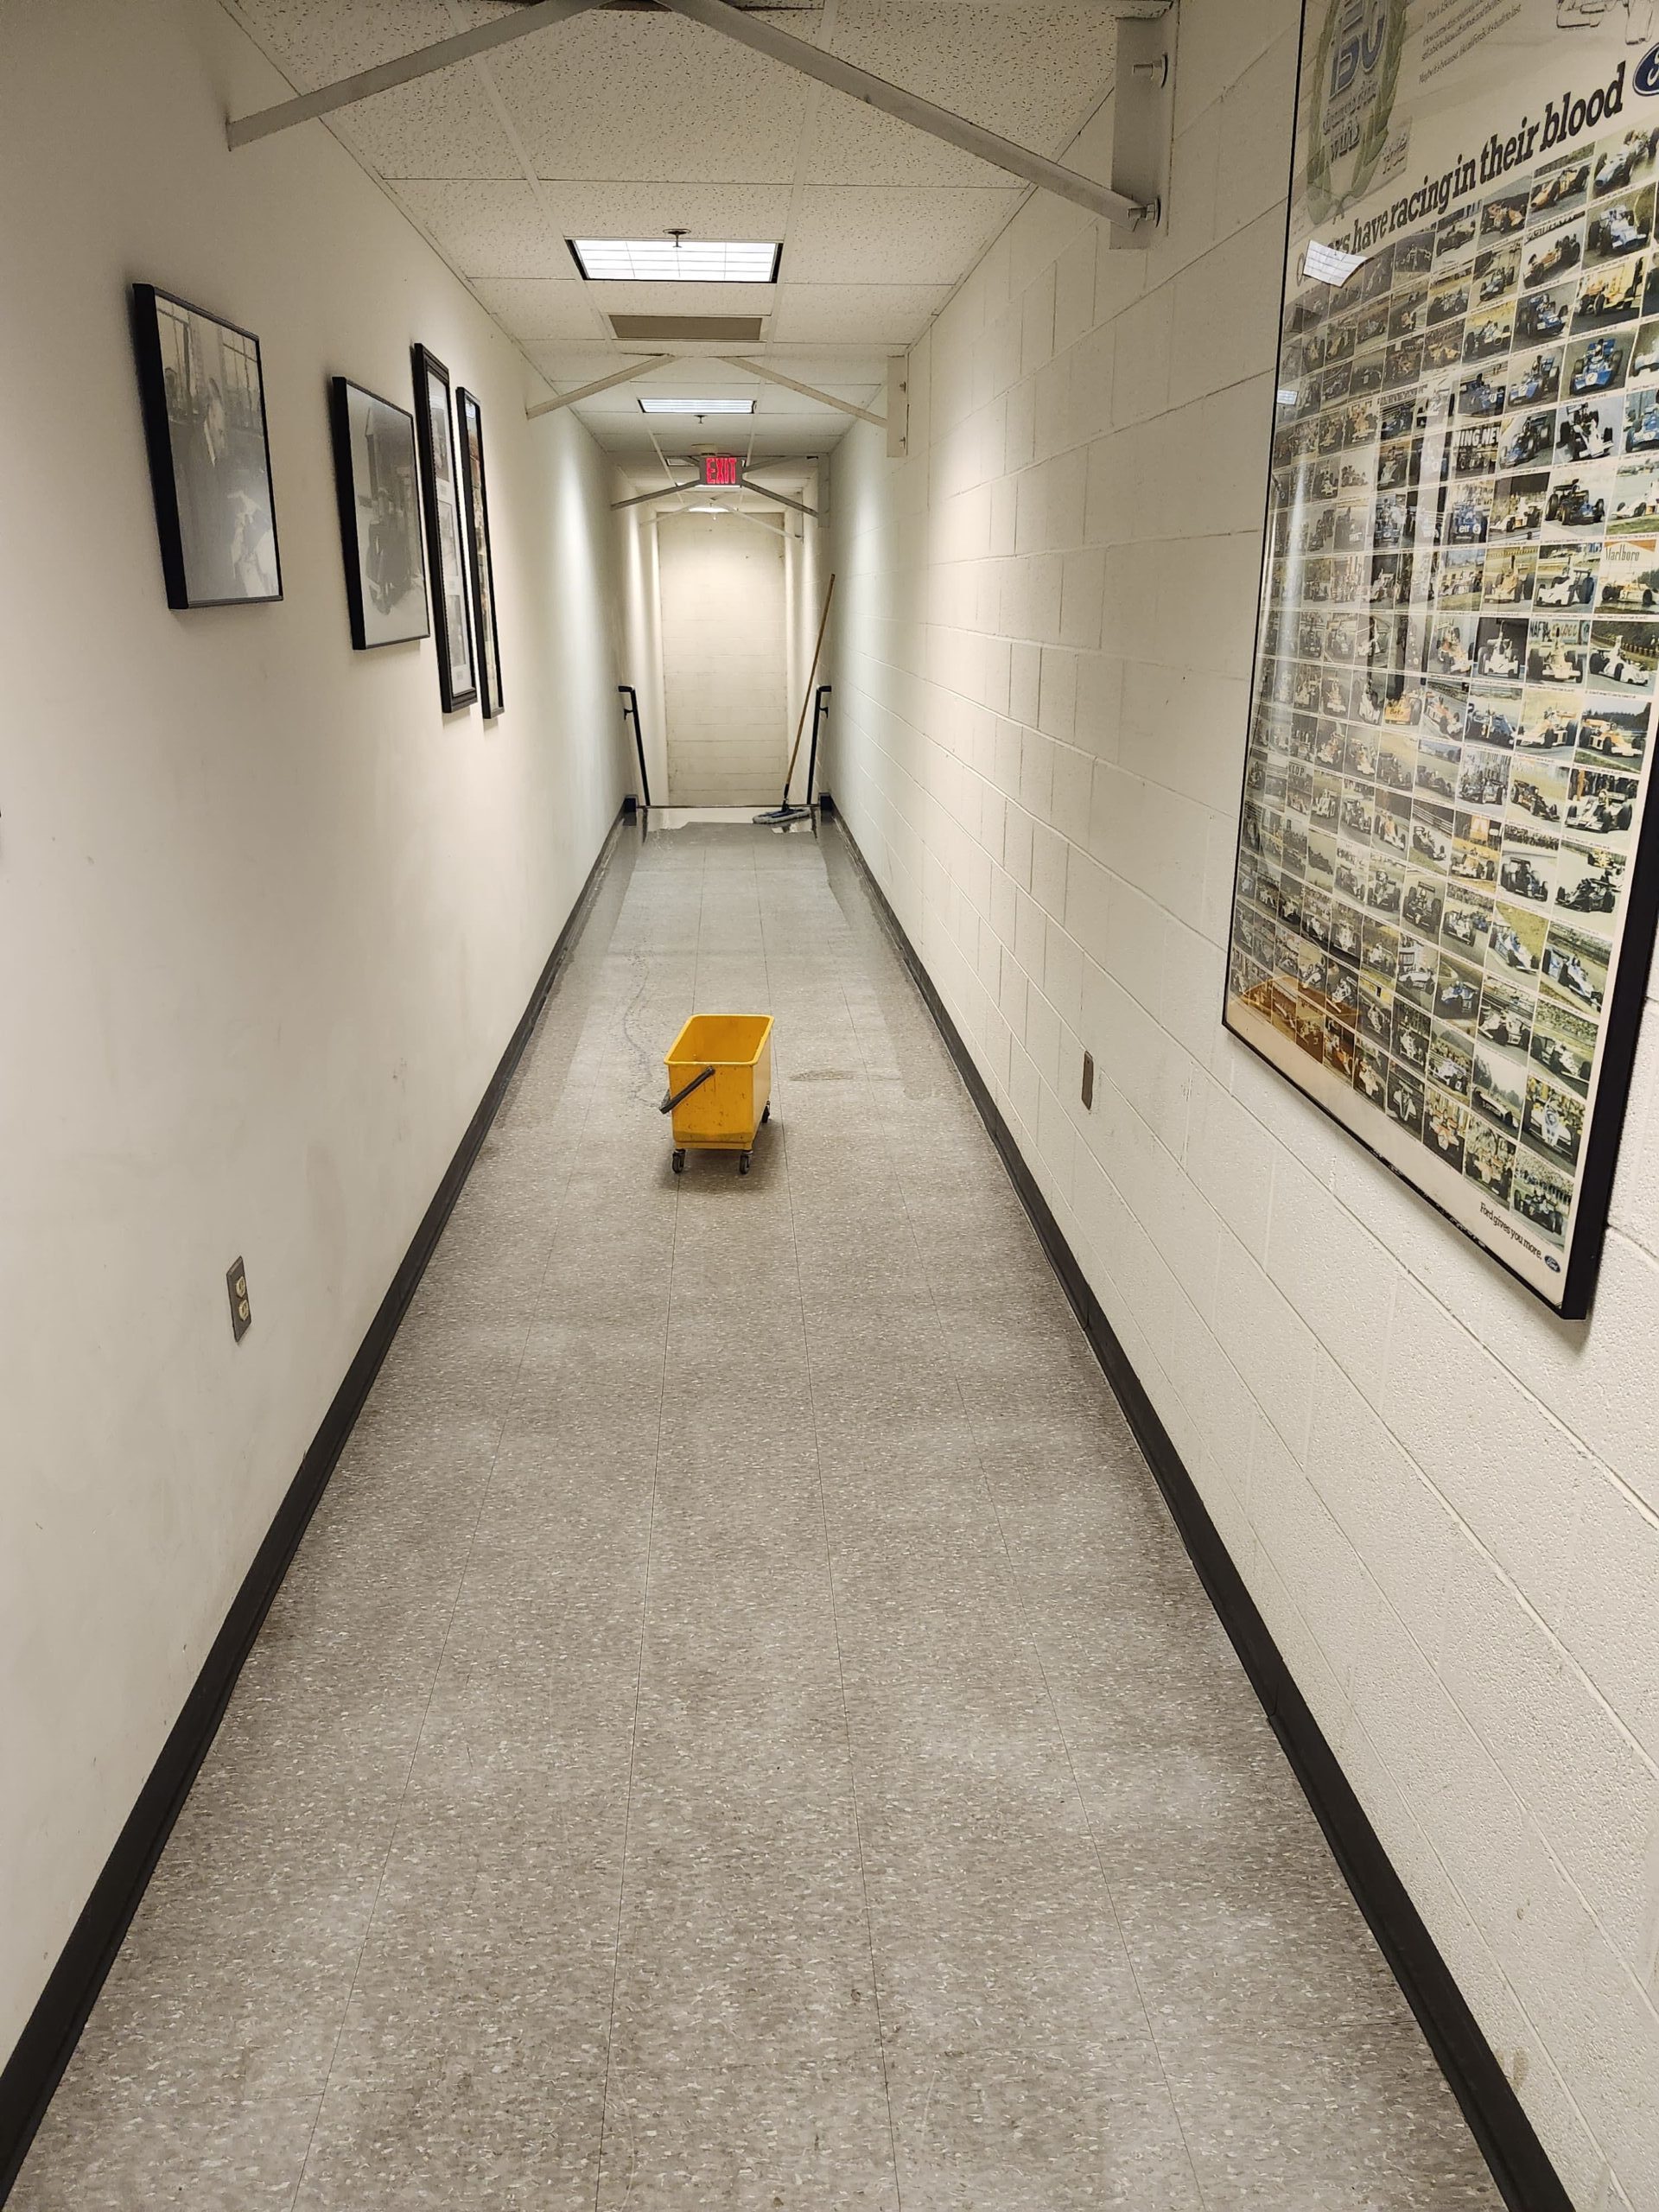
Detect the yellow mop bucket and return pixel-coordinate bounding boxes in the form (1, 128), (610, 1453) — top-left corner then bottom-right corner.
(660, 1014), (773, 1175)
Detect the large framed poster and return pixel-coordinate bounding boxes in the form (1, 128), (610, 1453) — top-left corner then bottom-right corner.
(1226, 0), (1659, 1317)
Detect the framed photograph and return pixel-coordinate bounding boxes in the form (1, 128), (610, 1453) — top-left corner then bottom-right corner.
(410, 343), (475, 711)
(1224, 2), (1659, 1318)
(328, 378), (429, 651)
(130, 284), (281, 609)
(455, 387), (504, 719)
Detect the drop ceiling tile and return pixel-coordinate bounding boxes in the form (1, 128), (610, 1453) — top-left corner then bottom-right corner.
(529, 346), (628, 385)
(338, 71), (524, 180)
(529, 344), (736, 378)
(786, 186), (1022, 284)
(391, 179), (565, 279)
(557, 276), (780, 314)
(753, 390), (868, 416)
(768, 282), (951, 343)
(754, 351), (890, 384)
(530, 337), (889, 382)
(491, 12), (811, 183)
(828, 3), (1115, 149)
(231, 0), (467, 81)
(801, 96), (1010, 190)
(538, 181), (794, 243)
(577, 376), (877, 416)
(471, 278), (607, 343)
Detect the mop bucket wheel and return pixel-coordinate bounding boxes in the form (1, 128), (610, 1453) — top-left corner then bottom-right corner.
(661, 1014), (773, 1173)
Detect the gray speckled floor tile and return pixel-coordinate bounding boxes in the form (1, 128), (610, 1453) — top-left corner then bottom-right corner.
(13, 821), (1503, 2212)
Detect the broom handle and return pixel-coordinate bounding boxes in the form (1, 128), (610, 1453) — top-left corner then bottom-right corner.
(781, 574), (836, 803)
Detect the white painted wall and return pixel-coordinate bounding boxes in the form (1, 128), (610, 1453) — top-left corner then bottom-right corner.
(825, 5), (1659, 2204)
(658, 512), (787, 804)
(0, 0), (627, 2068)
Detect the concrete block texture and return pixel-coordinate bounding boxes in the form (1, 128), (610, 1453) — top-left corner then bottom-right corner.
(824, 1), (1659, 2202)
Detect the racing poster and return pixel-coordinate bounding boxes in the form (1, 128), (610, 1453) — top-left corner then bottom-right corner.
(1226, 0), (1659, 1314)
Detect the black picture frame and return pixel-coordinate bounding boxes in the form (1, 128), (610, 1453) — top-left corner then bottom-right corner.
(130, 283), (282, 610)
(410, 343), (475, 711)
(455, 387), (504, 720)
(328, 378), (430, 652)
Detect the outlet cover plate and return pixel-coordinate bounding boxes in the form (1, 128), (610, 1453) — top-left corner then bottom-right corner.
(226, 1256), (252, 1343)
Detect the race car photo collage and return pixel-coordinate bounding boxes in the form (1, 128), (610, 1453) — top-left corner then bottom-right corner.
(1228, 125), (1659, 1263)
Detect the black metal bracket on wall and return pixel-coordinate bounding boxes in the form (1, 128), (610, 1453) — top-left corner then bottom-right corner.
(619, 685), (652, 809)
(804, 685), (830, 808)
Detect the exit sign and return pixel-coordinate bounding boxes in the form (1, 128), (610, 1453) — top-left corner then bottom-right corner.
(701, 454), (741, 487)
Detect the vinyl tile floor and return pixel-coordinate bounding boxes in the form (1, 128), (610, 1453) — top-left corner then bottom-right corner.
(11, 817), (1503, 2211)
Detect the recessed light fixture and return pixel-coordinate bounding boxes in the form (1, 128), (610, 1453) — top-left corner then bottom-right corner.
(637, 396), (755, 415)
(569, 237), (782, 283)
(686, 502), (727, 514)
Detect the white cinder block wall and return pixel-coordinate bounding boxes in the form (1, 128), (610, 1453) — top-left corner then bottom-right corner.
(826, 4), (1659, 2204)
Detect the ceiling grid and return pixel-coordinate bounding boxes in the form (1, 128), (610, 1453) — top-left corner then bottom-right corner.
(219, 0), (1118, 472)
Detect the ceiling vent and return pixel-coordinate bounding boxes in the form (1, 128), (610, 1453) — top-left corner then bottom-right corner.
(610, 314), (766, 342)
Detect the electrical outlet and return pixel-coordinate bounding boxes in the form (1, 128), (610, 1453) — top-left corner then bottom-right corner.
(226, 1256), (252, 1343)
(1081, 1052), (1095, 1110)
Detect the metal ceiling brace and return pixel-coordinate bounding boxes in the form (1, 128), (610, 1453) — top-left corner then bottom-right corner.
(225, 0), (1164, 236)
(610, 477), (701, 510)
(738, 475), (818, 519)
(656, 0), (1153, 227)
(886, 357), (908, 460)
(528, 356), (681, 419)
(718, 356), (885, 429)
(1109, 10), (1176, 248)
(226, 0), (607, 149)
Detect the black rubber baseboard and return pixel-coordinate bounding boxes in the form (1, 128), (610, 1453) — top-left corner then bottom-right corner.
(0, 806), (627, 2204)
(828, 806), (1573, 2212)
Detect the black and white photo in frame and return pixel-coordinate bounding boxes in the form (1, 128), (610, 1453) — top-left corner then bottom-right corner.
(328, 378), (429, 651)
(410, 343), (475, 711)
(131, 284), (281, 609)
(456, 387), (504, 719)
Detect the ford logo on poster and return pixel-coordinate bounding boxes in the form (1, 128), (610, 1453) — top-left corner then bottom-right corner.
(1636, 41), (1659, 94)
(1309, 0), (1407, 218)
(1306, 0), (1406, 219)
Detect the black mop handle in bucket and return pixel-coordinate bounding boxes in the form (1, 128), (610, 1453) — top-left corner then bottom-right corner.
(659, 1066), (715, 1115)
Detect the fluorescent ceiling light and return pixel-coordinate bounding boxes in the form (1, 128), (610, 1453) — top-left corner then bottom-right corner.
(637, 396), (754, 415)
(686, 502), (727, 513)
(569, 238), (781, 283)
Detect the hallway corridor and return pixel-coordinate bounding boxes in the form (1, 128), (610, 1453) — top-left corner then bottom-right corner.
(13, 822), (1500, 2211)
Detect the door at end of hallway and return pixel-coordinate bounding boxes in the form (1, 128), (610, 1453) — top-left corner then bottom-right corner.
(658, 511), (787, 805)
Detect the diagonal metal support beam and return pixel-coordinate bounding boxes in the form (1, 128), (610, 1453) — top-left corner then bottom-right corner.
(226, 0), (607, 149)
(610, 478), (700, 511)
(528, 356), (680, 419)
(660, 0), (1147, 226)
(718, 356), (885, 429)
(739, 475), (819, 520)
